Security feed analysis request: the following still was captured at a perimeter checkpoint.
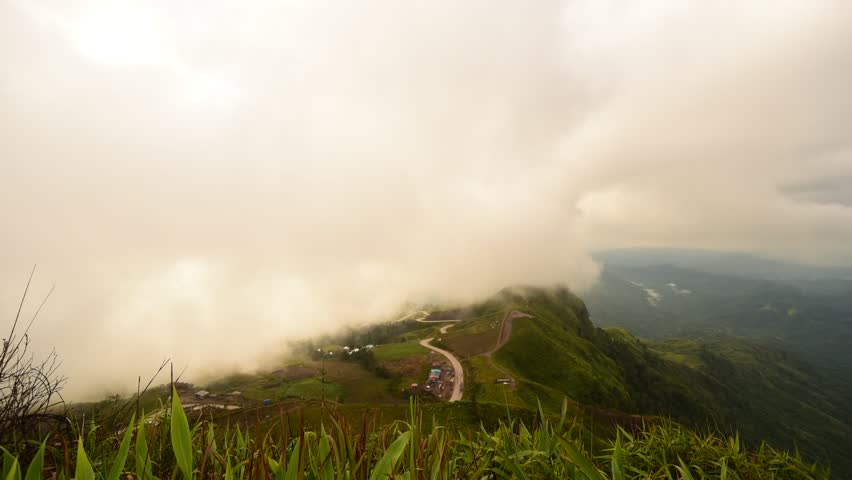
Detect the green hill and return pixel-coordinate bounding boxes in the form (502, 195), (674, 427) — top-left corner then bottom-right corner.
(453, 286), (851, 476)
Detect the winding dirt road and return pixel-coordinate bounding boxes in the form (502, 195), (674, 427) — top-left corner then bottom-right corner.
(415, 316), (464, 401)
(418, 336), (464, 402)
(409, 310), (530, 402)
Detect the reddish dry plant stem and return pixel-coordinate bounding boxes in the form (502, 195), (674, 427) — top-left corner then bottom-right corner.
(53, 431), (71, 480)
(198, 425), (215, 480)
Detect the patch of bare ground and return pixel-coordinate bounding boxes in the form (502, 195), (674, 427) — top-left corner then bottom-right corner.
(443, 331), (500, 358)
(382, 355), (430, 378)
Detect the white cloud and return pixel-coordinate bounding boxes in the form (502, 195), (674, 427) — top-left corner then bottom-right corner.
(1, 0), (851, 398)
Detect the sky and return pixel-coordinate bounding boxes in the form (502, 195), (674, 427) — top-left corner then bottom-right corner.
(2, 0), (852, 399)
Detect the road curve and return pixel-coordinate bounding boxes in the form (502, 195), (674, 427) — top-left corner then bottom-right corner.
(415, 317), (460, 335)
(415, 317), (461, 324)
(419, 336), (464, 402)
(405, 309), (529, 401)
(396, 310), (430, 322)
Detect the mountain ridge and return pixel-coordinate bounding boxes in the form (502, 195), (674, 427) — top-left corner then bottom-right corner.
(449, 285), (851, 474)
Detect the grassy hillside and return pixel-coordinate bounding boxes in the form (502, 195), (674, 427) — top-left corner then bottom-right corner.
(455, 286), (851, 475)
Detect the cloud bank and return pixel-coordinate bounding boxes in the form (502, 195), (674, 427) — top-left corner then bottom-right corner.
(1, 1), (851, 398)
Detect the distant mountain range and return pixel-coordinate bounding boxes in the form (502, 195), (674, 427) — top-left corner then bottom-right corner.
(586, 249), (852, 373)
(593, 247), (852, 288)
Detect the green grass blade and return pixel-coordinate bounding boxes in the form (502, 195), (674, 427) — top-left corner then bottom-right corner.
(267, 458), (283, 480)
(106, 414), (136, 480)
(556, 435), (605, 480)
(170, 386), (193, 479)
(369, 431), (411, 480)
(135, 415), (151, 480)
(135, 416), (148, 480)
(284, 438), (300, 480)
(75, 440), (95, 480)
(611, 431), (625, 480)
(2, 448), (16, 480)
(4, 457), (20, 480)
(224, 453), (233, 480)
(317, 425), (334, 480)
(235, 426), (245, 452)
(676, 458), (696, 480)
(24, 440), (45, 480)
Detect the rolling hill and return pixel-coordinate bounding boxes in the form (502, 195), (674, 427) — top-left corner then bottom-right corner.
(441, 286), (852, 475)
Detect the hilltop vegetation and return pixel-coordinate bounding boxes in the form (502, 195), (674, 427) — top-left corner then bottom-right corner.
(454, 286), (851, 475)
(0, 388), (829, 480)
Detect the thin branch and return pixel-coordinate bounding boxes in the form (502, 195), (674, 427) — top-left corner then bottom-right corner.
(15, 284), (55, 353)
(9, 264), (37, 343)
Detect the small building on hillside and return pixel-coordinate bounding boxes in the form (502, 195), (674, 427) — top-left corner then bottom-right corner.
(194, 390), (210, 399)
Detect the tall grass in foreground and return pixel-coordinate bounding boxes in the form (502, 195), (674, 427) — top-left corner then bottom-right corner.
(0, 388), (828, 479)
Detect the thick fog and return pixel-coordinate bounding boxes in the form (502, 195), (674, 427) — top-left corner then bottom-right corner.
(2, 1), (852, 399)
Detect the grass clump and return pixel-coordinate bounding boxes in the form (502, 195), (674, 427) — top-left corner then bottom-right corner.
(0, 387), (829, 480)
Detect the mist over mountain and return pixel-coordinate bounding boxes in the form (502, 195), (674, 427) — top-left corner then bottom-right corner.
(2, 7), (852, 478)
(587, 249), (852, 363)
(594, 248), (852, 285)
(3, 2), (852, 478)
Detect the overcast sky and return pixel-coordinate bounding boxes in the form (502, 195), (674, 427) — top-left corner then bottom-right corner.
(2, 1), (852, 399)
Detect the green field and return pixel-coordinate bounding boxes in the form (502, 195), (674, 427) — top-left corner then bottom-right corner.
(371, 340), (429, 361)
(283, 378), (344, 401)
(464, 356), (525, 407)
(197, 359), (401, 404)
